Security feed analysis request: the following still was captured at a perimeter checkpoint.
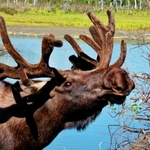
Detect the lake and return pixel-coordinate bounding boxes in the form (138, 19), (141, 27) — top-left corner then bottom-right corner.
(0, 35), (149, 150)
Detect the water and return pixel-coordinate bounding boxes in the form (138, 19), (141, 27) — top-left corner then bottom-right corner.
(0, 36), (149, 150)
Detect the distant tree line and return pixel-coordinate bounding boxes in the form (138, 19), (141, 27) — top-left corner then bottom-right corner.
(0, 0), (150, 10)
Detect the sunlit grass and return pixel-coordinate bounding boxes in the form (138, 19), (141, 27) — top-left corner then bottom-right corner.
(1, 8), (150, 30)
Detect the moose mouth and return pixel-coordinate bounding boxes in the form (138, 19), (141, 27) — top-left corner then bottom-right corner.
(98, 94), (126, 105)
(97, 89), (127, 105)
(107, 95), (126, 105)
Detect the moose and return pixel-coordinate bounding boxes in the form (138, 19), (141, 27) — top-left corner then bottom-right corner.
(0, 10), (134, 149)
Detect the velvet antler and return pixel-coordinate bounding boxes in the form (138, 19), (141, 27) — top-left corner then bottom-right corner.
(0, 16), (63, 85)
(64, 10), (127, 70)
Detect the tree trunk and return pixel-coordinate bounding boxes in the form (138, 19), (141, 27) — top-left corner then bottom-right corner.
(100, 0), (104, 10)
(113, 0), (118, 11)
(134, 0), (137, 9)
(127, 0), (130, 9)
(139, 0), (142, 9)
(6, 0), (9, 7)
(14, 0), (18, 5)
(33, 0), (37, 5)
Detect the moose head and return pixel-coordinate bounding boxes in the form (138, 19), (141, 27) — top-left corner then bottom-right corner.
(0, 10), (134, 149)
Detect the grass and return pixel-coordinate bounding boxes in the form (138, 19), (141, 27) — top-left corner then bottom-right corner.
(0, 4), (150, 30)
(114, 10), (150, 30)
(0, 10), (92, 28)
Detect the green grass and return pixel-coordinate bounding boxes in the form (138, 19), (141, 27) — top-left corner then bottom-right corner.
(114, 10), (150, 30)
(0, 10), (92, 28)
(1, 7), (150, 30)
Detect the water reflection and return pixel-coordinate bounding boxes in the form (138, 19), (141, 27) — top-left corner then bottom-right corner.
(0, 35), (149, 149)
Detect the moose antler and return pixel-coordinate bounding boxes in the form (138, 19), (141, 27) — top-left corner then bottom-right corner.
(65, 10), (127, 70)
(0, 16), (63, 85)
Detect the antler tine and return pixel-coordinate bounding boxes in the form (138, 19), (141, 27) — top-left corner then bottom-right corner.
(87, 10), (115, 68)
(110, 40), (127, 68)
(79, 34), (102, 58)
(64, 34), (98, 69)
(79, 26), (103, 65)
(0, 16), (30, 67)
(0, 16), (63, 85)
(64, 34), (83, 56)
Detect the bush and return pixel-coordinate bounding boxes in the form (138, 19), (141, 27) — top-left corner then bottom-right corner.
(0, 7), (18, 15)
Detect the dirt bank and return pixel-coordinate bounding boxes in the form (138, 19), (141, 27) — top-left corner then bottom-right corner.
(7, 26), (150, 41)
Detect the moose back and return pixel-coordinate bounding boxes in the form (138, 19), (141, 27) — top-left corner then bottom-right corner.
(0, 10), (135, 150)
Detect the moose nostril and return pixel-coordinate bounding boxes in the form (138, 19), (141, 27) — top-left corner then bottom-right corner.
(112, 85), (123, 93)
(116, 87), (123, 92)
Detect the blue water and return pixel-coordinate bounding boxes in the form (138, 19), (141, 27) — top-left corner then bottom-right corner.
(0, 35), (149, 150)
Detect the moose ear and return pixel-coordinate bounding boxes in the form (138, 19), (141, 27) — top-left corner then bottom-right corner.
(52, 68), (66, 86)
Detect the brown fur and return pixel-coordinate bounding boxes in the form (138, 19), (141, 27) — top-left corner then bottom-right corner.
(0, 10), (135, 150)
(0, 67), (134, 150)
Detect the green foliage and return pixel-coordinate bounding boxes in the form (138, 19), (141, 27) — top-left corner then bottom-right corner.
(130, 102), (142, 115)
(0, 7), (18, 15)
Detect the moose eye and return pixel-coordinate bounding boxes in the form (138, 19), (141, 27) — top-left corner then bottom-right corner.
(64, 82), (72, 87)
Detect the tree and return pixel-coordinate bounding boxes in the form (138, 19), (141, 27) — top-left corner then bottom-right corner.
(134, 0), (137, 9)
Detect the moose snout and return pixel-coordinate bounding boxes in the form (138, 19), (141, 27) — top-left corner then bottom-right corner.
(108, 73), (135, 96)
(122, 78), (135, 96)
(130, 79), (135, 91)
(128, 81), (135, 95)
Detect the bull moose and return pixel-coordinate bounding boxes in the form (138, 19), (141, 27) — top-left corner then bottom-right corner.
(0, 10), (134, 149)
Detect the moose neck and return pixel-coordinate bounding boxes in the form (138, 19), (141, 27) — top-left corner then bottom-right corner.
(0, 81), (61, 149)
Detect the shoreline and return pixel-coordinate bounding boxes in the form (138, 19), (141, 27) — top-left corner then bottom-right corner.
(7, 26), (150, 41)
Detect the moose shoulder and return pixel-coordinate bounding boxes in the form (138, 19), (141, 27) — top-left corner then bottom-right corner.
(0, 10), (134, 150)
